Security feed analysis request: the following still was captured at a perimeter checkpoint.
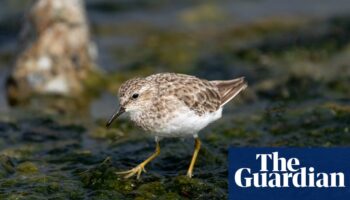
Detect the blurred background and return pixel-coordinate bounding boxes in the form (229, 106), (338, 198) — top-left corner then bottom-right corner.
(0, 0), (349, 199)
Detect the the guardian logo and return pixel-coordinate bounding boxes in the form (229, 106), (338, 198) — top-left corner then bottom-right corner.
(229, 148), (350, 200)
(234, 152), (345, 188)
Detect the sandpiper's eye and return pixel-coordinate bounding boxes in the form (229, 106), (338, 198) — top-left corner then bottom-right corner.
(132, 93), (139, 99)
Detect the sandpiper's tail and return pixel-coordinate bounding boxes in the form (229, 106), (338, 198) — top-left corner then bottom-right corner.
(210, 77), (247, 107)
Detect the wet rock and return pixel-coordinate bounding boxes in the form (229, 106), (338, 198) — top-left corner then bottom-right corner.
(0, 121), (17, 133)
(7, 0), (98, 105)
(157, 192), (182, 200)
(167, 176), (226, 199)
(0, 155), (15, 178)
(0, 121), (18, 144)
(257, 75), (322, 101)
(21, 123), (84, 142)
(134, 182), (166, 200)
(89, 190), (125, 200)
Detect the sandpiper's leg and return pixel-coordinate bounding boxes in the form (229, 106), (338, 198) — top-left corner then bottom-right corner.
(116, 140), (160, 179)
(187, 137), (201, 178)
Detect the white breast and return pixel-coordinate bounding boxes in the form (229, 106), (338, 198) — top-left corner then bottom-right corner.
(154, 106), (223, 138)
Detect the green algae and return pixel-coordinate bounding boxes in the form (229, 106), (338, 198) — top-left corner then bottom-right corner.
(16, 161), (38, 174)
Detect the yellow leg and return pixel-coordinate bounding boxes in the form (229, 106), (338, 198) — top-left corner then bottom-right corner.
(187, 138), (201, 178)
(116, 141), (160, 179)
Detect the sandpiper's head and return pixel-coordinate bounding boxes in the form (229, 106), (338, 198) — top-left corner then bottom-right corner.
(106, 77), (156, 127)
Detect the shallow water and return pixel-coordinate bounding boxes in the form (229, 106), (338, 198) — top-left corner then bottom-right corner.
(0, 0), (350, 199)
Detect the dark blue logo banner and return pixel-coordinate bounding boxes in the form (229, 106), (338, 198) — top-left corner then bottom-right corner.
(229, 148), (350, 200)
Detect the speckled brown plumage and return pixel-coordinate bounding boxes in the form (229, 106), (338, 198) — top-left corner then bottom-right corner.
(146, 73), (222, 115)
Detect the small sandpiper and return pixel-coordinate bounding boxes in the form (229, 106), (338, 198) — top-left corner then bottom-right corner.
(106, 73), (247, 179)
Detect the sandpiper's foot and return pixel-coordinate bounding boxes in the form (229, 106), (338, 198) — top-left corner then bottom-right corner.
(186, 170), (193, 178)
(116, 163), (147, 179)
(116, 141), (160, 179)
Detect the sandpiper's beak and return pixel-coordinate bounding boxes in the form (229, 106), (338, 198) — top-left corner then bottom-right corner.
(106, 107), (125, 128)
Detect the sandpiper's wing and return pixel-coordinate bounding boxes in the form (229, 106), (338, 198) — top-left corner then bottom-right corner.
(148, 73), (221, 116)
(210, 77), (247, 107)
